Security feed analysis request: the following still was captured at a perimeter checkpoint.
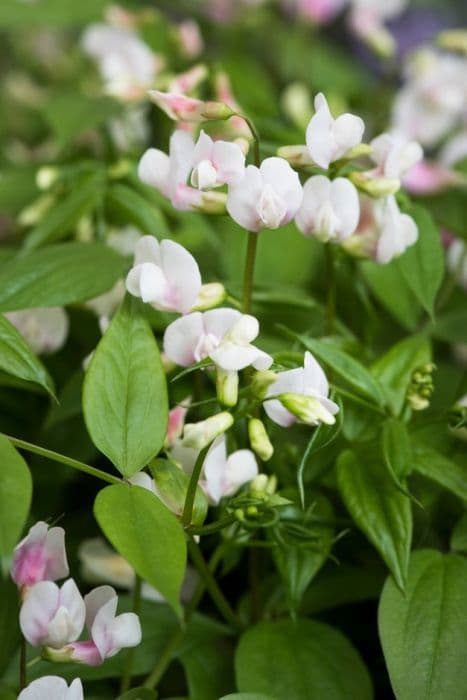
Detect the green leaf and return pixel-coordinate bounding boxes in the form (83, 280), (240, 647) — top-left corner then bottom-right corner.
(292, 334), (386, 407)
(0, 242), (126, 312)
(395, 206), (444, 317)
(24, 170), (105, 250)
(0, 0), (108, 26)
(371, 334), (431, 416)
(117, 690), (156, 700)
(94, 484), (186, 616)
(235, 619), (372, 700)
(83, 296), (168, 478)
(361, 259), (421, 330)
(0, 577), (21, 676)
(180, 639), (235, 700)
(0, 314), (55, 397)
(412, 444), (467, 503)
(430, 306), (467, 343)
(149, 459), (208, 526)
(0, 435), (32, 556)
(44, 93), (121, 149)
(300, 564), (385, 616)
(221, 695), (275, 700)
(382, 418), (412, 483)
(451, 513), (467, 554)
(336, 449), (412, 589)
(105, 184), (170, 237)
(379, 549), (467, 700)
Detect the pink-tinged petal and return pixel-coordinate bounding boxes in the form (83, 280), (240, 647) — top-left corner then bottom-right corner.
(107, 612), (142, 657)
(69, 640), (103, 666)
(303, 351), (330, 397)
(333, 113), (365, 157)
(166, 400), (190, 446)
(225, 450), (258, 494)
(202, 308), (242, 340)
(134, 235), (161, 267)
(130, 472), (156, 494)
(44, 527), (69, 582)
(84, 585), (117, 631)
(226, 165), (264, 231)
(20, 581), (60, 646)
(11, 522), (49, 587)
(148, 91), (205, 121)
(90, 594), (119, 658)
(168, 130), (196, 194)
(125, 262), (168, 304)
(138, 149), (171, 197)
(18, 676), (83, 700)
(160, 239), (202, 313)
(329, 178), (360, 239)
(212, 140), (246, 184)
(192, 130), (214, 164)
(163, 313), (204, 367)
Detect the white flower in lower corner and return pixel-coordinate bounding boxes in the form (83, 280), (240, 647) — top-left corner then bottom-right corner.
(227, 157), (303, 232)
(163, 308), (272, 371)
(295, 175), (360, 242)
(20, 579), (85, 648)
(305, 93), (365, 169)
(67, 585), (141, 666)
(11, 521), (69, 589)
(201, 435), (258, 504)
(126, 235), (201, 314)
(264, 351), (339, 427)
(6, 307), (68, 355)
(18, 677), (83, 700)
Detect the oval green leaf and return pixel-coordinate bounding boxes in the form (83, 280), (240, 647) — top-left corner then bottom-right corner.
(413, 444), (467, 503)
(379, 549), (467, 700)
(0, 435), (32, 556)
(235, 619), (373, 700)
(94, 483), (186, 616)
(0, 242), (126, 312)
(83, 296), (168, 478)
(336, 449), (412, 589)
(0, 314), (55, 397)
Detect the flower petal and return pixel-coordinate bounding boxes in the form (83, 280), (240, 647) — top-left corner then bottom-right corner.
(160, 239), (202, 313)
(20, 581), (60, 646)
(226, 165), (263, 231)
(163, 313), (204, 367)
(138, 149), (171, 197)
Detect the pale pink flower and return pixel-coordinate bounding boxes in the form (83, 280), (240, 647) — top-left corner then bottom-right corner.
(69, 585), (141, 666)
(264, 351), (339, 427)
(200, 435), (258, 504)
(306, 93), (364, 169)
(5, 308), (68, 355)
(166, 398), (191, 447)
(20, 579), (85, 648)
(291, 0), (346, 24)
(370, 132), (423, 179)
(126, 235), (201, 314)
(177, 21), (204, 59)
(18, 677), (83, 700)
(227, 157), (303, 232)
(402, 160), (459, 195)
(148, 90), (233, 123)
(295, 175), (360, 242)
(167, 64), (208, 96)
(191, 130), (245, 189)
(163, 309), (272, 371)
(11, 521), (69, 588)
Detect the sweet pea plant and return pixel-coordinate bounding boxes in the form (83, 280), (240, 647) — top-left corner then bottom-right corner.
(1, 1), (467, 699)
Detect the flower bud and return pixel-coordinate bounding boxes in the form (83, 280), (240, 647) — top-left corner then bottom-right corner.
(281, 83), (313, 131)
(216, 368), (239, 407)
(339, 143), (373, 161)
(349, 171), (400, 197)
(250, 473), (277, 497)
(437, 29), (467, 55)
(11, 521), (69, 589)
(182, 412), (234, 449)
(248, 418), (274, 461)
(150, 459), (208, 526)
(18, 194), (55, 227)
(36, 166), (59, 190)
(195, 190), (228, 214)
(406, 363), (436, 411)
(148, 90), (235, 123)
(277, 145), (314, 168)
(278, 393), (336, 425)
(251, 370), (278, 400)
(192, 283), (227, 311)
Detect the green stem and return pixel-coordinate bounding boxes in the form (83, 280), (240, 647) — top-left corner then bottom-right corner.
(181, 444), (210, 528)
(3, 434), (121, 485)
(324, 245), (336, 335)
(120, 576), (142, 693)
(187, 514), (236, 536)
(19, 637), (26, 690)
(187, 536), (241, 631)
(242, 231), (258, 314)
(235, 114), (261, 167)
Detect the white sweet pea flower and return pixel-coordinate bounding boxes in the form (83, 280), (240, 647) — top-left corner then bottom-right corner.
(20, 579), (85, 648)
(11, 521), (69, 589)
(306, 93), (365, 169)
(370, 132), (423, 179)
(191, 130), (245, 189)
(68, 585), (141, 666)
(5, 307), (68, 355)
(201, 435), (258, 504)
(18, 677), (83, 700)
(373, 196), (418, 264)
(126, 235), (201, 314)
(264, 351), (339, 427)
(81, 24), (161, 101)
(295, 175), (360, 242)
(227, 157), (303, 232)
(163, 309), (272, 370)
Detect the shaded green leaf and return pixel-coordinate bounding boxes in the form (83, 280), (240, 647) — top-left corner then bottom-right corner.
(382, 418), (412, 483)
(0, 435), (32, 556)
(106, 184), (170, 237)
(413, 444), (467, 503)
(361, 260), (421, 330)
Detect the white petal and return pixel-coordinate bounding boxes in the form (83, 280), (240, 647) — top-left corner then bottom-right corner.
(168, 129), (196, 198)
(160, 239), (202, 313)
(44, 527), (69, 581)
(18, 676), (77, 700)
(138, 149), (171, 197)
(295, 175), (331, 236)
(163, 313), (204, 367)
(211, 342), (262, 371)
(125, 262), (168, 304)
(260, 157), (303, 214)
(84, 585), (117, 631)
(329, 177), (360, 239)
(212, 140), (246, 184)
(67, 679), (84, 700)
(202, 435), (228, 504)
(59, 579), (86, 639)
(20, 581), (60, 646)
(333, 113), (365, 158)
(130, 472), (156, 494)
(306, 94), (336, 168)
(225, 449), (258, 495)
(107, 612), (142, 656)
(226, 165), (263, 231)
(91, 593), (119, 658)
(134, 235), (161, 266)
(192, 129), (214, 165)
(303, 351), (330, 397)
(264, 367), (305, 427)
(202, 308), (242, 340)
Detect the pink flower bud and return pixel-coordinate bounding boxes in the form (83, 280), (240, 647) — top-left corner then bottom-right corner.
(11, 521), (69, 588)
(148, 90), (234, 123)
